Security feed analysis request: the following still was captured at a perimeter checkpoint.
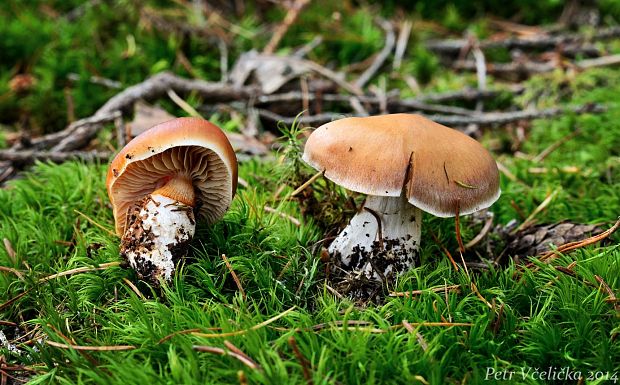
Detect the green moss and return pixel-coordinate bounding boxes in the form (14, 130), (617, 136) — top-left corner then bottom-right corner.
(1, 1), (620, 384)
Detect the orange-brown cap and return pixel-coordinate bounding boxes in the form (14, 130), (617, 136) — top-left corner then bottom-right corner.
(302, 114), (500, 217)
(107, 117), (237, 235)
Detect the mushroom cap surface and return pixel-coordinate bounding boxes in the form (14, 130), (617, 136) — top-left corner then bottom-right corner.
(302, 113), (500, 217)
(107, 117), (237, 235)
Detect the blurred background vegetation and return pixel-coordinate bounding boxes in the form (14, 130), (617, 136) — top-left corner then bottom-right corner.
(3, 0), (620, 135)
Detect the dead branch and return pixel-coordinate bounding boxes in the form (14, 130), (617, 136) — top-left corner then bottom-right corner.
(454, 55), (620, 77)
(355, 19), (396, 88)
(13, 74), (524, 163)
(417, 85), (525, 103)
(13, 112), (121, 151)
(454, 60), (556, 76)
(46, 340), (135, 351)
(263, 0), (312, 55)
(257, 103), (605, 126)
(293, 36), (323, 58)
(0, 150), (112, 165)
(20, 72), (259, 153)
(426, 26), (620, 55)
(576, 53), (620, 69)
(425, 103), (604, 126)
(257, 85), (524, 106)
(257, 91), (479, 115)
(393, 20), (412, 70)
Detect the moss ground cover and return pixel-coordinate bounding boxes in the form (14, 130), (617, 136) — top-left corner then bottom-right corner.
(1, 1), (619, 384)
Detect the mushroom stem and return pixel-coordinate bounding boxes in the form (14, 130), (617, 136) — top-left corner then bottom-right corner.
(120, 176), (196, 284)
(329, 194), (421, 281)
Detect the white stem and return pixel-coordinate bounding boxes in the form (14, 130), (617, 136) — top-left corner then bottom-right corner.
(120, 194), (196, 284)
(328, 195), (421, 281)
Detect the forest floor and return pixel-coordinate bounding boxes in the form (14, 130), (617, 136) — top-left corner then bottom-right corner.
(1, 1), (619, 384)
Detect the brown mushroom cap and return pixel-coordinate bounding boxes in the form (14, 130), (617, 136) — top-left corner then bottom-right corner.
(107, 117), (237, 235)
(302, 113), (500, 217)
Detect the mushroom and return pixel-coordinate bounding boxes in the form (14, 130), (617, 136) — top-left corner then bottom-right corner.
(107, 117), (237, 284)
(302, 114), (500, 281)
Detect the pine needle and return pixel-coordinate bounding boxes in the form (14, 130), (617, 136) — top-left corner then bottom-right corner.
(191, 306), (296, 338)
(46, 340), (136, 351)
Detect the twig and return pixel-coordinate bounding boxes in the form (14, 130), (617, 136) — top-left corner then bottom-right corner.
(464, 39), (486, 135)
(288, 336), (314, 385)
(0, 290), (31, 312)
(193, 344), (261, 370)
(38, 262), (121, 283)
(495, 161), (520, 184)
(264, 206), (301, 227)
(0, 150), (112, 165)
(0, 266), (24, 281)
(594, 275), (619, 312)
(11, 111), (121, 151)
(576, 53), (620, 69)
(217, 39), (229, 83)
(293, 36), (323, 58)
(454, 200), (466, 254)
(454, 59), (556, 76)
(114, 114), (126, 148)
(74, 209), (116, 236)
(324, 283), (344, 299)
(157, 328), (204, 344)
(455, 54), (620, 76)
(389, 284), (461, 297)
(167, 89), (203, 118)
(51, 112), (123, 152)
(34, 72), (258, 152)
(0, 163), (14, 184)
(258, 103), (605, 126)
(348, 97), (368, 116)
(2, 239), (16, 264)
(289, 170), (323, 198)
(426, 26), (620, 54)
(464, 212), (494, 250)
(257, 91), (479, 116)
(393, 20), (412, 70)
(426, 104), (605, 126)
(293, 57), (363, 96)
(492, 303), (505, 335)
(514, 189), (559, 233)
(536, 217), (620, 263)
(355, 19), (396, 88)
(12, 75), (525, 161)
(418, 85), (525, 104)
(533, 128), (580, 162)
(122, 278), (146, 300)
(263, 0), (312, 55)
(0, 369), (29, 383)
(269, 320), (472, 334)
(455, 200), (470, 280)
(429, 229), (459, 271)
(191, 306), (296, 338)
(470, 282), (493, 309)
(67, 73), (122, 89)
(403, 320), (429, 351)
(224, 341), (262, 370)
(46, 340), (135, 351)
(221, 254), (247, 300)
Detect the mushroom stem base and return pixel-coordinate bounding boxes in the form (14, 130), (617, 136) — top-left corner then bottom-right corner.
(329, 195), (421, 281)
(120, 194), (196, 285)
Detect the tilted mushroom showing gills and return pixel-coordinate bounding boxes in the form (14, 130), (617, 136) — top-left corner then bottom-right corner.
(302, 114), (500, 281)
(106, 117), (237, 284)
